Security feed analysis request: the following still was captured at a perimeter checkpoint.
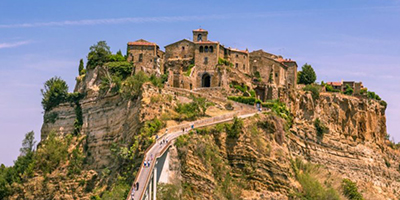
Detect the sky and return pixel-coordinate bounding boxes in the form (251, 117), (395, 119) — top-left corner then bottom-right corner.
(0, 0), (399, 166)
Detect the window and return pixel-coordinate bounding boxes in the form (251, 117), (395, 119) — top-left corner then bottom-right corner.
(139, 54), (143, 62)
(182, 46), (185, 51)
(243, 64), (245, 70)
(204, 57), (208, 64)
(199, 46), (204, 53)
(236, 54), (239, 58)
(205, 46), (209, 52)
(210, 46), (213, 53)
(235, 63), (238, 68)
(198, 34), (202, 41)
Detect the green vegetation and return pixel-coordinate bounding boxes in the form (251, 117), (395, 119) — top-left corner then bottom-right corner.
(175, 96), (209, 121)
(87, 41), (112, 69)
(41, 76), (69, 111)
(303, 84), (321, 101)
(344, 84), (354, 95)
(44, 112), (59, 123)
(79, 59), (85, 75)
(342, 178), (364, 200)
(262, 100), (293, 128)
(184, 64), (194, 76)
(225, 117), (244, 138)
(228, 96), (260, 105)
(298, 63), (317, 85)
(291, 158), (340, 200)
(218, 57), (233, 67)
(322, 82), (340, 93)
(314, 118), (328, 139)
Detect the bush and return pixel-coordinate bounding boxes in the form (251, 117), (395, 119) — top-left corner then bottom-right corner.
(105, 61), (133, 79)
(86, 41), (111, 69)
(367, 91), (381, 100)
(314, 118), (328, 139)
(108, 50), (125, 62)
(149, 74), (166, 88)
(344, 84), (354, 95)
(342, 178), (364, 200)
(298, 63), (317, 85)
(44, 112), (58, 123)
(41, 77), (69, 111)
(218, 57), (233, 67)
(303, 84), (320, 101)
(120, 71), (149, 99)
(35, 131), (68, 174)
(184, 64), (195, 76)
(262, 101), (293, 128)
(325, 84), (340, 93)
(226, 117), (243, 138)
(228, 96), (259, 105)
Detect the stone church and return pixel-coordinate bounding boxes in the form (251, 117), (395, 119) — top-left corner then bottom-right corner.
(127, 29), (297, 101)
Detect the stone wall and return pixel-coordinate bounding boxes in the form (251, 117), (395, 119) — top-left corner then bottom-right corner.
(230, 50), (250, 74)
(165, 39), (195, 60)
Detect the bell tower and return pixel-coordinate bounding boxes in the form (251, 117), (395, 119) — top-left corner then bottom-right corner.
(193, 28), (208, 42)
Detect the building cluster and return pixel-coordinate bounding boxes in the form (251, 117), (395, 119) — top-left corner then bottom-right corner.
(127, 29), (298, 101)
(326, 81), (364, 94)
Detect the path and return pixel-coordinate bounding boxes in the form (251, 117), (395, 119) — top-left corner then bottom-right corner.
(127, 88), (258, 200)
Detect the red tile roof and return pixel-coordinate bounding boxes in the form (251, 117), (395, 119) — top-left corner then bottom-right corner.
(193, 28), (208, 32)
(327, 82), (342, 86)
(275, 57), (296, 63)
(128, 39), (157, 46)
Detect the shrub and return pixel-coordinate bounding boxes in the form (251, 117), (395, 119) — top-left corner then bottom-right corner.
(298, 63), (317, 85)
(384, 158), (391, 168)
(218, 57), (233, 66)
(108, 50), (125, 62)
(41, 77), (69, 111)
(344, 84), (354, 95)
(78, 59), (85, 75)
(184, 64), (195, 76)
(262, 101), (293, 128)
(35, 131), (68, 174)
(228, 96), (259, 105)
(303, 84), (320, 101)
(314, 118), (328, 139)
(226, 117), (243, 138)
(120, 71), (149, 99)
(44, 112), (58, 123)
(325, 84), (340, 93)
(105, 61), (133, 79)
(342, 178), (364, 200)
(149, 74), (165, 88)
(380, 100), (387, 109)
(175, 134), (190, 148)
(175, 102), (201, 121)
(367, 91), (381, 100)
(86, 41), (111, 69)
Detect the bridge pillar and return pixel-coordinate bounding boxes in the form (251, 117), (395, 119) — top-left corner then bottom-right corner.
(153, 165), (157, 200)
(149, 175), (152, 200)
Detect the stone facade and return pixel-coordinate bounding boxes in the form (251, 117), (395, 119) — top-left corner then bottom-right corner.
(127, 29), (298, 100)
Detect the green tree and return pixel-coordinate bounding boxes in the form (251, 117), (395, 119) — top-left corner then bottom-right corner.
(344, 84), (354, 95)
(20, 131), (36, 156)
(298, 64), (317, 85)
(87, 41), (111, 69)
(78, 59), (85, 75)
(41, 77), (69, 111)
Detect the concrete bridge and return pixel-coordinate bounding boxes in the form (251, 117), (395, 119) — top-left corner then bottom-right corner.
(127, 87), (257, 200)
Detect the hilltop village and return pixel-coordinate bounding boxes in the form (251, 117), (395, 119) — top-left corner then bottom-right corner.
(126, 29), (298, 101)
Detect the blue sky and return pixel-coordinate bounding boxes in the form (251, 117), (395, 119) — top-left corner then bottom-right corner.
(1, 0), (399, 166)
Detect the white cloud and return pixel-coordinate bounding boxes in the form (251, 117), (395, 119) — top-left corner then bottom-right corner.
(0, 41), (32, 49)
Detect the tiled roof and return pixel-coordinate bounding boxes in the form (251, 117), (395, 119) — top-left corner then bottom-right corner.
(275, 57), (296, 63)
(164, 39), (193, 48)
(193, 28), (208, 32)
(327, 82), (342, 86)
(128, 39), (157, 46)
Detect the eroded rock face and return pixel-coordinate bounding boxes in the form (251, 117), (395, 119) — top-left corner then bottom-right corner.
(288, 91), (399, 199)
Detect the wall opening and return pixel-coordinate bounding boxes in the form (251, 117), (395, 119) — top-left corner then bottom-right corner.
(202, 73), (211, 87)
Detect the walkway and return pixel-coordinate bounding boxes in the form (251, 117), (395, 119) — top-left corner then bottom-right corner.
(126, 88), (258, 200)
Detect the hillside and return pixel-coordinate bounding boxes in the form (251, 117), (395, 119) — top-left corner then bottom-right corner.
(1, 40), (399, 200)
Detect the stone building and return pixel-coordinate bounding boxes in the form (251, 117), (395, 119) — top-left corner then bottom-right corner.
(127, 39), (164, 75)
(327, 81), (364, 94)
(127, 29), (297, 101)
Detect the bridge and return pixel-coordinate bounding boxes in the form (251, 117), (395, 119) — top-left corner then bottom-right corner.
(126, 87), (258, 200)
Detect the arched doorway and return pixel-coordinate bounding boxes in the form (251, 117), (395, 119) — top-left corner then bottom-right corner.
(202, 73), (211, 87)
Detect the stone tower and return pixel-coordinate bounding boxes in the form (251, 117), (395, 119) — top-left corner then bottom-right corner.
(193, 28), (208, 42)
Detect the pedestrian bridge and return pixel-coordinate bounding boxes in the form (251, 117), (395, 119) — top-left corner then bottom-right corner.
(126, 110), (257, 200)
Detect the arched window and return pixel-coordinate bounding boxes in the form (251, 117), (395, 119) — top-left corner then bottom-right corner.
(202, 73), (211, 87)
(204, 46), (209, 52)
(182, 46), (185, 51)
(199, 46), (203, 53)
(210, 46), (213, 53)
(204, 57), (208, 64)
(198, 34), (202, 41)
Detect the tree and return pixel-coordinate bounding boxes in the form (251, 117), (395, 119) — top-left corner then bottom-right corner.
(86, 41), (111, 69)
(78, 59), (85, 75)
(344, 84), (354, 95)
(41, 77), (69, 111)
(20, 131), (36, 156)
(298, 64), (317, 85)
